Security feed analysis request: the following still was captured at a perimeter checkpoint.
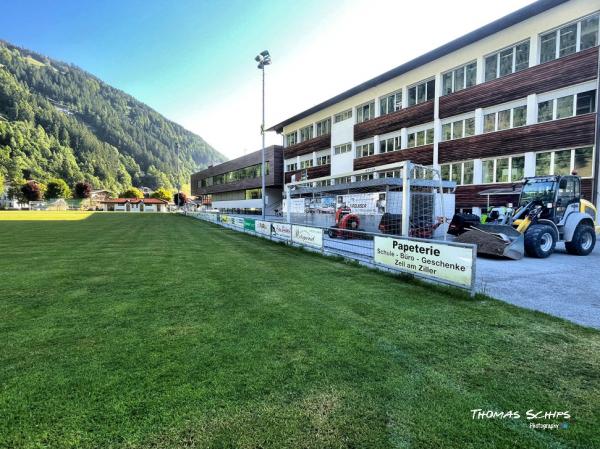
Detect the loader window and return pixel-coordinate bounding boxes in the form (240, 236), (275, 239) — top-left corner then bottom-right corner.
(519, 180), (556, 206)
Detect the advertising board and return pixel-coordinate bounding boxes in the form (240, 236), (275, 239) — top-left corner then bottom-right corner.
(271, 222), (292, 240)
(244, 218), (255, 231)
(373, 236), (474, 288)
(219, 214), (230, 224)
(291, 225), (323, 248)
(232, 217), (244, 228)
(337, 193), (385, 215)
(255, 220), (271, 236)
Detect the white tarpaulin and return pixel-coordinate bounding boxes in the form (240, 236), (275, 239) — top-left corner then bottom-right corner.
(292, 225), (323, 248)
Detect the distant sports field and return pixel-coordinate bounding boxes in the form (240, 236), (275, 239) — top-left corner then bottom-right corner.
(1, 211), (598, 449)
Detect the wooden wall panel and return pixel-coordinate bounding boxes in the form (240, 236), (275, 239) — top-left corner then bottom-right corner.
(438, 114), (596, 164)
(283, 134), (331, 159)
(353, 145), (433, 170)
(439, 47), (599, 118)
(284, 164), (331, 184)
(353, 101), (434, 141)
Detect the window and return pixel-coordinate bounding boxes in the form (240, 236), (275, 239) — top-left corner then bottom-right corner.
(314, 180), (331, 187)
(380, 90), (402, 115)
(576, 90), (596, 115)
(285, 131), (297, 147)
(441, 117), (475, 141)
(537, 90), (596, 122)
(356, 142), (375, 158)
(484, 40), (530, 81)
(356, 173), (374, 182)
(540, 14), (599, 63)
(285, 162), (297, 172)
(535, 147), (594, 177)
(407, 79), (435, 106)
(482, 156), (524, 183)
(356, 101), (375, 123)
(442, 61), (477, 95)
(299, 125), (313, 142)
(300, 159), (313, 169)
(316, 154), (331, 166)
(407, 127), (434, 147)
(440, 160), (474, 185)
(483, 105), (528, 132)
(380, 169), (403, 178)
(245, 188), (262, 200)
(335, 176), (352, 184)
(210, 163), (270, 185)
(334, 143), (352, 155)
(334, 109), (352, 123)
(380, 136), (401, 153)
(315, 118), (331, 136)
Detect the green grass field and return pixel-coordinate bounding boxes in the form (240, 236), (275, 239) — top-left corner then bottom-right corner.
(1, 211), (599, 449)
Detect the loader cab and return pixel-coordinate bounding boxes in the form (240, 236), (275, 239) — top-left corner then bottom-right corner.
(518, 176), (581, 224)
(555, 176), (581, 223)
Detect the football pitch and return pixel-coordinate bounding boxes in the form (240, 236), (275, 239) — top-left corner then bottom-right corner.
(0, 211), (598, 448)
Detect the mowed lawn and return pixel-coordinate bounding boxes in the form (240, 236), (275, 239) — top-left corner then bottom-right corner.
(1, 212), (599, 449)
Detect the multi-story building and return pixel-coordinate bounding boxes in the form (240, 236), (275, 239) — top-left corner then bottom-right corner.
(269, 0), (599, 214)
(191, 146), (284, 215)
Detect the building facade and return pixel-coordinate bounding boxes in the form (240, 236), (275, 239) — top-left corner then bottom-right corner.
(190, 146), (284, 215)
(269, 0), (599, 214)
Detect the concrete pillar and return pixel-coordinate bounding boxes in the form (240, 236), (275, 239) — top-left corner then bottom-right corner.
(401, 86), (409, 109)
(473, 159), (483, 184)
(475, 56), (485, 84)
(474, 108), (484, 134)
(400, 128), (408, 149)
(524, 152), (536, 177)
(433, 118), (442, 168)
(374, 135), (381, 153)
(526, 94), (538, 125)
(528, 34), (539, 68)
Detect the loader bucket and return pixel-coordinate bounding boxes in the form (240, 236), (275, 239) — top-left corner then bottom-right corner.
(454, 224), (525, 260)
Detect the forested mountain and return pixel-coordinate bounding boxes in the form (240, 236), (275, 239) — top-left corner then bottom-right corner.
(0, 40), (226, 193)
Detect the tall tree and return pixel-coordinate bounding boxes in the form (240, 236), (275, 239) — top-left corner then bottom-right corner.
(45, 178), (71, 199)
(21, 180), (44, 202)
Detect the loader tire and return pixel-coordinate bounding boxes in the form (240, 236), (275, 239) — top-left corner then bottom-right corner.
(565, 224), (595, 256)
(524, 224), (557, 258)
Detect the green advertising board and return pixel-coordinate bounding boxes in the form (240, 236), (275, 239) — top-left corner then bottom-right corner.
(244, 218), (255, 231)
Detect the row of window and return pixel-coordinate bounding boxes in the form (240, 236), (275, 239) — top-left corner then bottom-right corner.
(538, 90), (596, 122)
(283, 13), (599, 143)
(285, 155), (331, 172)
(200, 163), (270, 187)
(440, 146), (594, 186)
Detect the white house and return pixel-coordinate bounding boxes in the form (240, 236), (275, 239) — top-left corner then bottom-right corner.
(99, 198), (169, 212)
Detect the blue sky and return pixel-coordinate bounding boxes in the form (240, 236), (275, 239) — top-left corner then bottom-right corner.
(2, 0), (531, 159)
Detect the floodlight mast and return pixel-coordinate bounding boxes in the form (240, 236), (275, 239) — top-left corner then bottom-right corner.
(255, 50), (271, 219)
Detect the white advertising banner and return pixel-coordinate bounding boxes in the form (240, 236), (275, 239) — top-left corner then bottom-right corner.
(292, 225), (323, 248)
(255, 220), (271, 236)
(374, 236), (474, 288)
(232, 217), (244, 228)
(337, 193), (385, 215)
(271, 222), (292, 240)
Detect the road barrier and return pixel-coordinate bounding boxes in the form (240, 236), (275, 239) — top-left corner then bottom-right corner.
(186, 212), (476, 295)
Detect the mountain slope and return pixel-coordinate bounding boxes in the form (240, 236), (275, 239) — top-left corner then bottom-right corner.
(0, 40), (226, 193)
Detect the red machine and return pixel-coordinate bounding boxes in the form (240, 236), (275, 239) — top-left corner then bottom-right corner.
(327, 206), (363, 239)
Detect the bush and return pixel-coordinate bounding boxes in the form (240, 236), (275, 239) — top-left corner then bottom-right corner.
(121, 187), (144, 199)
(174, 191), (188, 207)
(74, 181), (92, 199)
(151, 187), (172, 202)
(45, 178), (71, 199)
(21, 181), (45, 202)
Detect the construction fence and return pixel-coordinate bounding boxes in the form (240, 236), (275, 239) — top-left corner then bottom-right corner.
(186, 211), (476, 295)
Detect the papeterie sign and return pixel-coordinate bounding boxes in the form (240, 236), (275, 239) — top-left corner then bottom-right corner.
(292, 225), (323, 248)
(255, 220), (271, 236)
(374, 236), (474, 288)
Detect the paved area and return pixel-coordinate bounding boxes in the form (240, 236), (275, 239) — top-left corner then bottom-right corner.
(475, 243), (600, 329)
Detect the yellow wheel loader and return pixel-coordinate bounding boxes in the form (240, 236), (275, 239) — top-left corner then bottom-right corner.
(448, 175), (598, 259)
